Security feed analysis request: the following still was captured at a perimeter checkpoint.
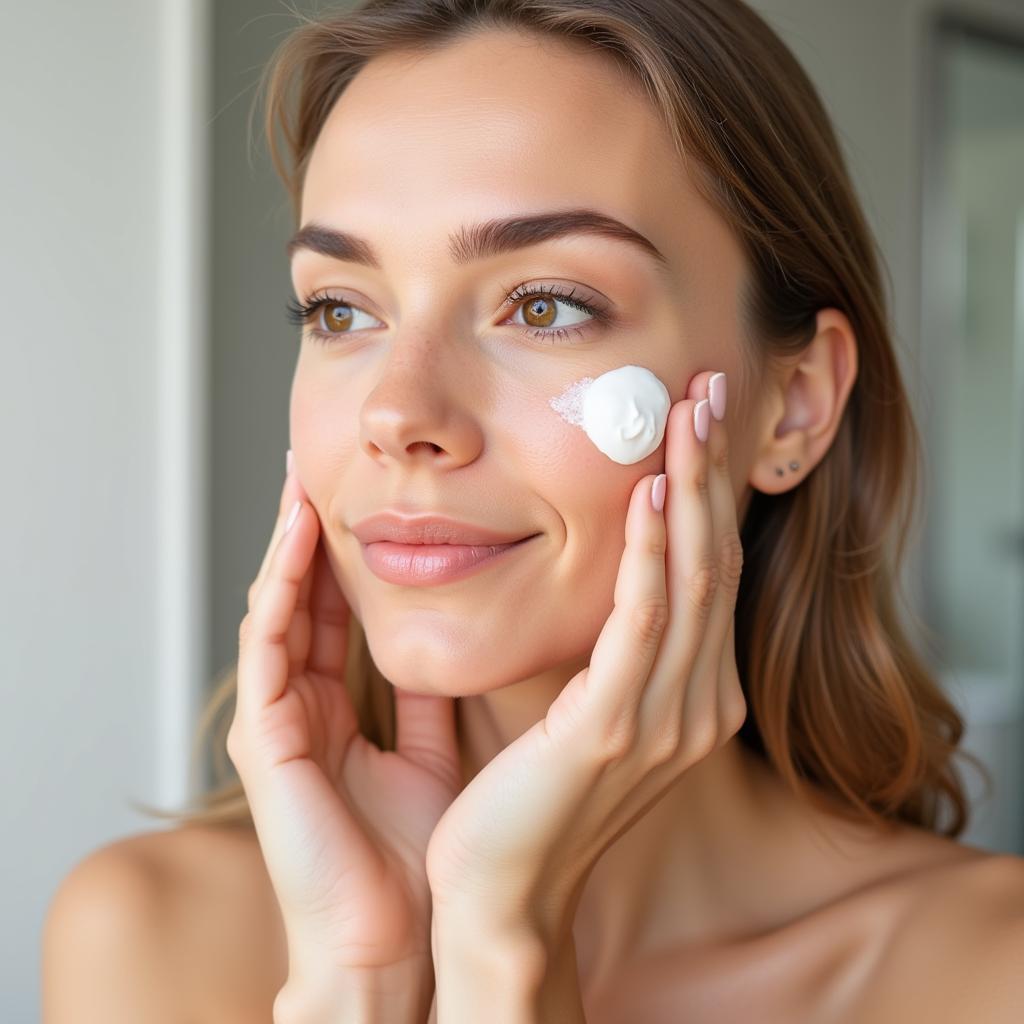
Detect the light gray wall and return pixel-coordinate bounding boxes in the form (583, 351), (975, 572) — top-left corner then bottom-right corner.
(1, 0), (160, 1014)
(2, 2), (211, 1021)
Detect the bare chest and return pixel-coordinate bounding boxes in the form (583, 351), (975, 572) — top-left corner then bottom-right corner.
(207, 927), (873, 1024)
(577, 895), (901, 1024)
(179, 828), (983, 1024)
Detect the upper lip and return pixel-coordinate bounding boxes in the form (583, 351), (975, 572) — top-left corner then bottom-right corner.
(351, 512), (537, 546)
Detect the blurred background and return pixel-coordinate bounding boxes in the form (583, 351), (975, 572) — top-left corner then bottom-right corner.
(3, 0), (1023, 1018)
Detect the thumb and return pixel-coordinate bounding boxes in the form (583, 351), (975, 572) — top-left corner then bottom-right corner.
(394, 687), (461, 791)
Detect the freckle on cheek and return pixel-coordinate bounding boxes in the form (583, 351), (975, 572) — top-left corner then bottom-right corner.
(549, 365), (671, 465)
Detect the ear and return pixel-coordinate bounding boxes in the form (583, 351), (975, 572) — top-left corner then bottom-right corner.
(748, 308), (859, 495)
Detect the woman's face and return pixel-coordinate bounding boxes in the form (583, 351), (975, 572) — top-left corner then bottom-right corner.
(289, 29), (754, 694)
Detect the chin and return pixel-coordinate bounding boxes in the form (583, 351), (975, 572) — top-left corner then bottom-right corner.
(362, 628), (508, 697)
(376, 668), (505, 699)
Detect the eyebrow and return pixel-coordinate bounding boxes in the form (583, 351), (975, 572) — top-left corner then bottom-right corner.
(286, 208), (672, 279)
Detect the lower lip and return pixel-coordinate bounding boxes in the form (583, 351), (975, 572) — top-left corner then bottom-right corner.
(359, 535), (538, 586)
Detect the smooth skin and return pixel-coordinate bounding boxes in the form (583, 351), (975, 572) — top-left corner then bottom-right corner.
(424, 376), (746, 1020)
(229, 460), (453, 1019)
(42, 26), (1024, 1024)
(239, 370), (743, 1022)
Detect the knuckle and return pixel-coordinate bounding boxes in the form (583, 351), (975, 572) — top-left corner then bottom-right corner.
(712, 433), (731, 472)
(238, 612), (254, 647)
(646, 723), (681, 768)
(721, 684), (749, 737)
(717, 531), (745, 595)
(647, 526), (668, 557)
(685, 716), (719, 762)
(686, 561), (718, 614)
(224, 721), (244, 764)
(693, 462), (710, 500)
(629, 597), (670, 650)
(597, 714), (637, 762)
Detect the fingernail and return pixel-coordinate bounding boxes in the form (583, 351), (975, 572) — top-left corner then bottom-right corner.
(286, 448), (294, 477)
(708, 373), (727, 421)
(694, 399), (710, 443)
(284, 500), (301, 533)
(651, 473), (667, 513)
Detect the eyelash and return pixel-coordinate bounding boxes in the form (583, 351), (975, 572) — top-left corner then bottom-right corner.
(284, 281), (612, 347)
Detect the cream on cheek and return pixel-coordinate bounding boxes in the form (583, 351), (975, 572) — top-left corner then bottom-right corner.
(549, 365), (671, 465)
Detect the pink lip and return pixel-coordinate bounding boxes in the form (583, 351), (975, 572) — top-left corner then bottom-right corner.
(359, 536), (537, 586)
(350, 511), (534, 547)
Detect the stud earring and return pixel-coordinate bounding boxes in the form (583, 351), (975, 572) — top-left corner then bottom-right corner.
(774, 461), (800, 476)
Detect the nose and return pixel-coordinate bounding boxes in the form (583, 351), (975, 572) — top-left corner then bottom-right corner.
(358, 331), (484, 470)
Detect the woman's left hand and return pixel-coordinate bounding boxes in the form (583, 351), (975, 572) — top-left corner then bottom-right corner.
(424, 369), (748, 959)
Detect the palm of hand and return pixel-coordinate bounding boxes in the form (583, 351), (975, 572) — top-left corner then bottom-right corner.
(249, 659), (458, 967)
(234, 488), (463, 971)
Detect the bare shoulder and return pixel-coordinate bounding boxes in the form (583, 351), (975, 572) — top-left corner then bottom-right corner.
(43, 827), (190, 1023)
(43, 823), (286, 1024)
(852, 844), (1024, 1023)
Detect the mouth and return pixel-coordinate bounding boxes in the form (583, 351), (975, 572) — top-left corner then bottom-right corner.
(359, 534), (541, 587)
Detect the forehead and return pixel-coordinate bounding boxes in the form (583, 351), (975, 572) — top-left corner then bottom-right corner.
(299, 30), (700, 257)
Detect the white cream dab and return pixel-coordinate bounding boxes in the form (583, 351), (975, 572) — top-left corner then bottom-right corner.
(549, 365), (671, 465)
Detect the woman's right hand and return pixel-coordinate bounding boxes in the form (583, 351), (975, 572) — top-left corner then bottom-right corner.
(226, 453), (463, 1017)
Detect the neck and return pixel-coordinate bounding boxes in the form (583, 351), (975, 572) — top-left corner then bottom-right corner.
(453, 670), (901, 987)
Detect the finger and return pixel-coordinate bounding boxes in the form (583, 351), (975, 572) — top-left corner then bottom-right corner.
(681, 373), (746, 737)
(717, 617), (747, 738)
(675, 372), (741, 741)
(306, 537), (353, 678)
(237, 497), (319, 719)
(636, 389), (716, 732)
(284, 530), (317, 681)
(248, 453), (311, 613)
(574, 470), (669, 751)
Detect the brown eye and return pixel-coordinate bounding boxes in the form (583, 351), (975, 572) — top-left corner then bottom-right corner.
(521, 295), (557, 328)
(285, 293), (383, 344)
(321, 303), (354, 333)
(514, 291), (592, 331)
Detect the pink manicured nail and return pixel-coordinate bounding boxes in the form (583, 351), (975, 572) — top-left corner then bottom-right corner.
(708, 372), (727, 421)
(284, 500), (301, 533)
(651, 473), (667, 513)
(694, 399), (710, 443)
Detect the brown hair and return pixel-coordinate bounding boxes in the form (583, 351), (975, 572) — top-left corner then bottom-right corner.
(133, 0), (987, 837)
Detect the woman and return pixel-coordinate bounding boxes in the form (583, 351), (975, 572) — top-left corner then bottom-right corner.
(43, 1), (1024, 1021)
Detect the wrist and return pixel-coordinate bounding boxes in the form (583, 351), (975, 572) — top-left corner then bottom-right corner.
(432, 906), (588, 1023)
(431, 911), (551, 1022)
(274, 957), (434, 1024)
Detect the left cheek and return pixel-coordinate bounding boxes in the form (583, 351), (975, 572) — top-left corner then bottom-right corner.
(518, 391), (660, 538)
(544, 368), (671, 483)
(289, 392), (359, 510)
(528, 437), (651, 600)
